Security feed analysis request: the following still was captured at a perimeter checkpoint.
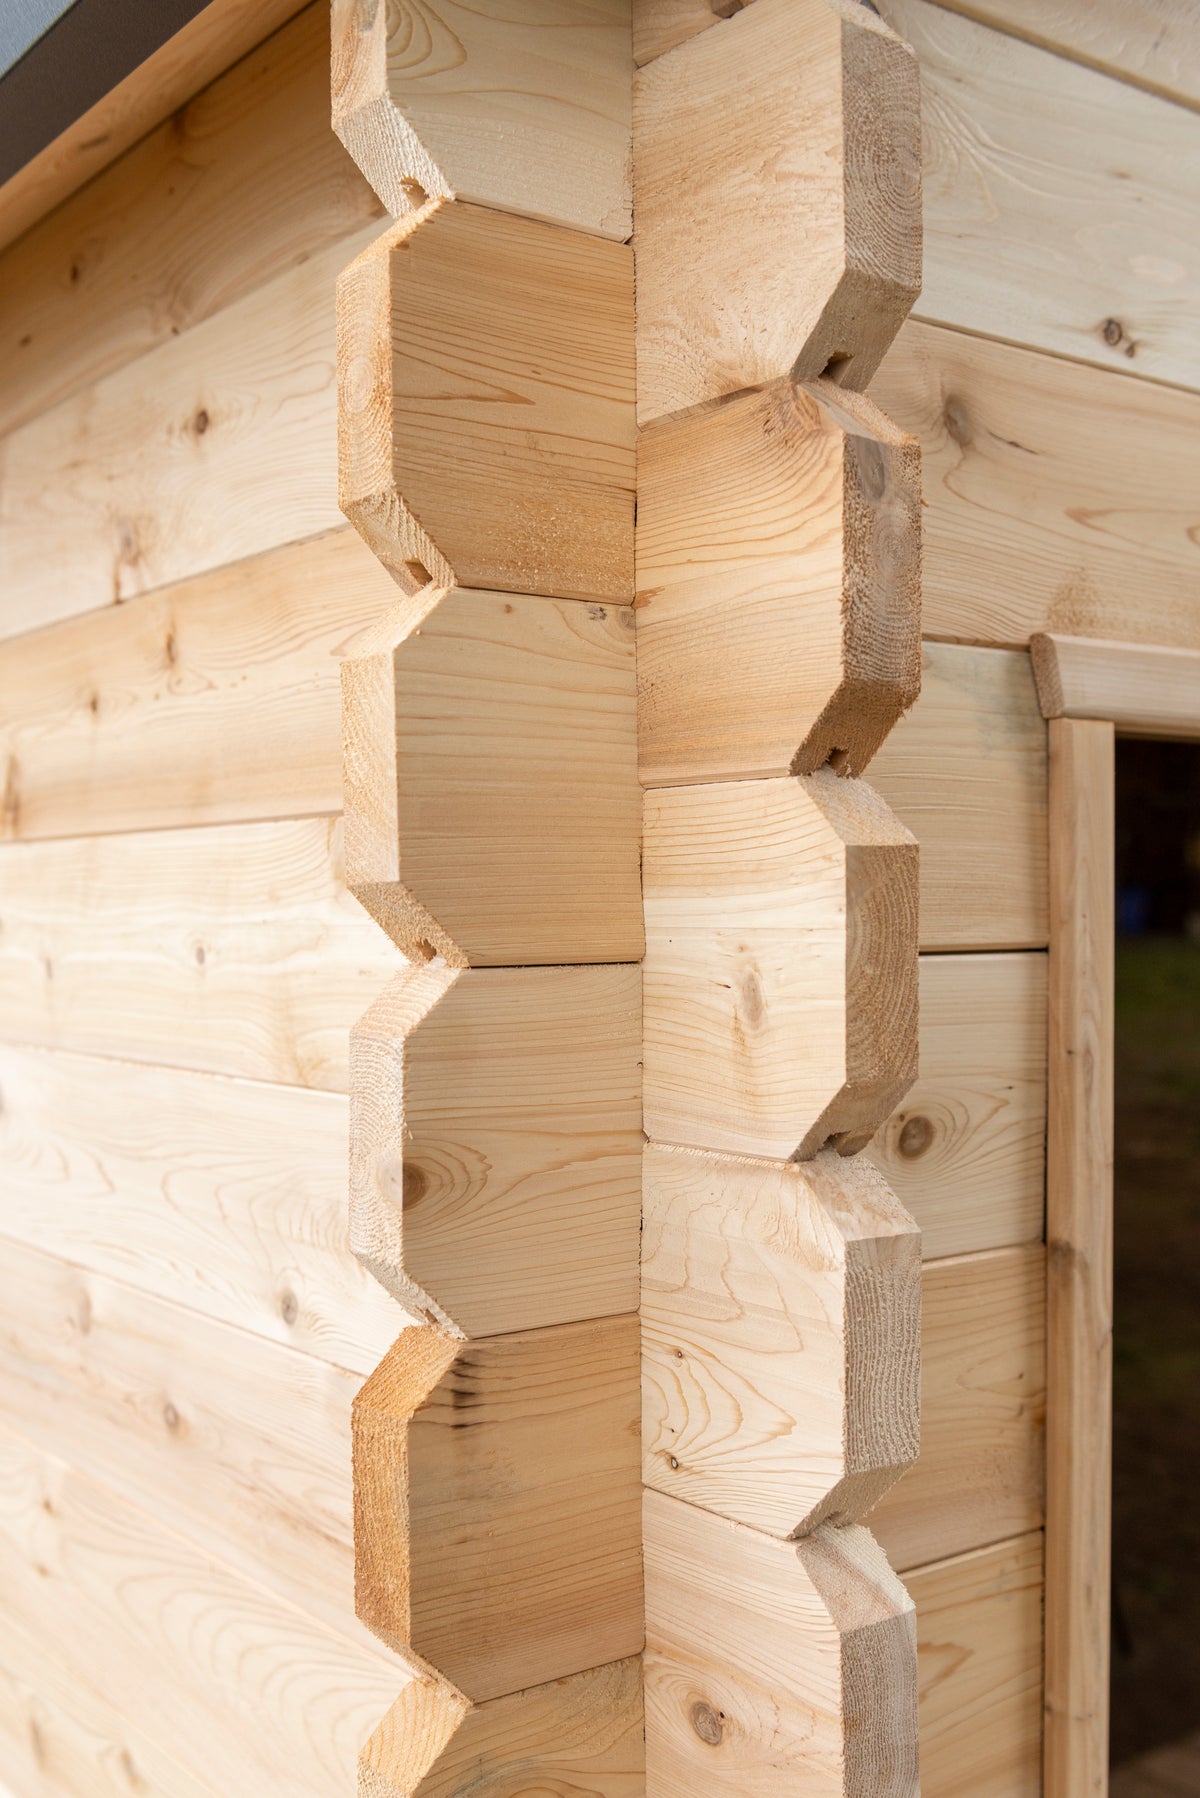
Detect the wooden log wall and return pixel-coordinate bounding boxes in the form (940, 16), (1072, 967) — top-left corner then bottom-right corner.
(0, 1), (1194, 1793)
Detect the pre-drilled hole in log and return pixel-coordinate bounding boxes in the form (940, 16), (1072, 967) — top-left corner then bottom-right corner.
(826, 747), (851, 776)
(405, 559), (433, 589)
(400, 178), (429, 207)
(822, 354), (854, 385)
(709, 0), (746, 16)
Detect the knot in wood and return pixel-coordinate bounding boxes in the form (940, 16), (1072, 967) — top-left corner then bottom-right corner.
(690, 1701), (724, 1746)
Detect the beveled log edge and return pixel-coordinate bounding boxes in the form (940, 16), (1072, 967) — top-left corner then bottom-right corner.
(1031, 631), (1200, 738)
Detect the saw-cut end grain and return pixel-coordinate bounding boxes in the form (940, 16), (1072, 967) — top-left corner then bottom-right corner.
(644, 1491), (919, 1794)
(635, 377), (921, 787)
(337, 202), (635, 605)
(643, 769), (919, 1160)
(360, 1655), (645, 1796)
(633, 0), (921, 422)
(643, 1142), (921, 1536)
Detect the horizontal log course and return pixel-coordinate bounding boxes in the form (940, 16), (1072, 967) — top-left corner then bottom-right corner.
(332, 0), (633, 240)
(337, 201), (635, 602)
(644, 1490), (918, 1795)
(633, 0), (921, 422)
(642, 1143), (920, 1535)
(635, 379), (921, 786)
(342, 587), (642, 965)
(643, 769), (918, 1159)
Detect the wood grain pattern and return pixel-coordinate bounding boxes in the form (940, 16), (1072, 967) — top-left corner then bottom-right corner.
(0, 817), (400, 1090)
(869, 1245), (1046, 1573)
(870, 641), (1048, 951)
(0, 1424), (409, 1798)
(0, 224), (380, 641)
(877, 0), (1200, 389)
(0, 1043), (398, 1374)
(642, 1143), (921, 1535)
(354, 1315), (642, 1701)
(907, 1532), (1044, 1797)
(644, 1491), (918, 1795)
(0, 0), (312, 259)
(643, 769), (919, 1158)
(870, 318), (1200, 652)
(0, 1236), (372, 1645)
(350, 964), (641, 1336)
(633, 0), (728, 66)
(343, 588), (641, 965)
(1032, 632), (1200, 737)
(635, 379), (922, 786)
(924, 0), (1200, 111)
(0, 4), (383, 442)
(1045, 718), (1115, 1796)
(633, 0), (921, 422)
(867, 951), (1047, 1261)
(331, 0), (633, 238)
(337, 201), (635, 603)
(0, 530), (394, 843)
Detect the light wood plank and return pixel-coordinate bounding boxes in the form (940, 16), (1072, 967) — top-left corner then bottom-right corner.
(1033, 632), (1200, 737)
(1045, 717), (1114, 1795)
(870, 318), (1200, 652)
(0, 1424), (409, 1798)
(0, 4), (383, 442)
(332, 0), (632, 238)
(0, 222), (379, 640)
(869, 1245), (1046, 1571)
(870, 641), (1049, 951)
(355, 1315), (642, 1702)
(925, 0), (1200, 111)
(635, 378), (922, 786)
(0, 1237), (373, 1644)
(0, 0), (312, 258)
(867, 951), (1047, 1261)
(633, 0), (921, 421)
(0, 1043), (398, 1373)
(338, 201), (635, 603)
(0, 530), (395, 842)
(644, 1492), (919, 1795)
(643, 769), (919, 1158)
(350, 964), (641, 1337)
(642, 1143), (921, 1535)
(877, 0), (1200, 389)
(0, 817), (400, 1090)
(343, 588), (642, 965)
(907, 1532), (1043, 1798)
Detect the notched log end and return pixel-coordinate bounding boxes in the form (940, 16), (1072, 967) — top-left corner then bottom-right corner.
(349, 880), (468, 968)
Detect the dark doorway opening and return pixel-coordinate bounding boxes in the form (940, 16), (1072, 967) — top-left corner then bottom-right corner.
(1110, 739), (1200, 1790)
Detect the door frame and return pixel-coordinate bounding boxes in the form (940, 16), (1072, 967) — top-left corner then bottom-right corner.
(1032, 632), (1200, 1795)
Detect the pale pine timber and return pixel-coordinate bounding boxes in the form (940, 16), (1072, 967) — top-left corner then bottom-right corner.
(0, 0), (312, 258)
(870, 641), (1048, 951)
(920, 0), (1200, 112)
(635, 378), (921, 786)
(331, 0), (633, 239)
(349, 964), (641, 1336)
(0, 530), (395, 843)
(876, 0), (1200, 390)
(906, 1532), (1044, 1798)
(337, 201), (635, 601)
(1032, 632), (1200, 738)
(0, 4), (384, 441)
(643, 1490), (918, 1795)
(354, 1314), (642, 1701)
(642, 1143), (920, 1535)
(361, 1656), (644, 1797)
(0, 817), (399, 1091)
(869, 318), (1200, 653)
(867, 951), (1047, 1261)
(0, 1043), (399, 1374)
(1045, 718), (1115, 1797)
(633, 0), (731, 67)
(868, 1244), (1046, 1573)
(642, 768), (918, 1158)
(633, 0), (921, 423)
(0, 223), (381, 639)
(342, 587), (641, 964)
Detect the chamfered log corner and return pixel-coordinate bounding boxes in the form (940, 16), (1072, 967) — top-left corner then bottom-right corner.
(636, 377), (922, 787)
